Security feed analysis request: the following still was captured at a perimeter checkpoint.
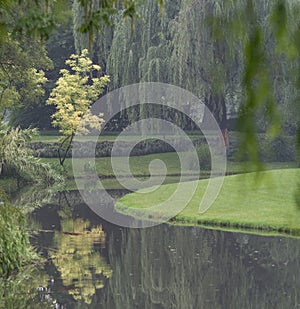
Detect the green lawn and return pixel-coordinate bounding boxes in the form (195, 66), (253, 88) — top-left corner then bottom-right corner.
(117, 168), (300, 234)
(40, 155), (297, 192)
(41, 152), (202, 178)
(41, 154), (297, 179)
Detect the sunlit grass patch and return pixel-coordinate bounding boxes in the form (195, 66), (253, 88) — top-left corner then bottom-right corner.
(117, 169), (300, 234)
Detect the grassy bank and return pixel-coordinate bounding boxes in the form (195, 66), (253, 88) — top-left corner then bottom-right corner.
(35, 131), (298, 193)
(41, 155), (297, 179)
(41, 157), (296, 190)
(41, 152), (200, 178)
(117, 168), (300, 235)
(40, 154), (297, 191)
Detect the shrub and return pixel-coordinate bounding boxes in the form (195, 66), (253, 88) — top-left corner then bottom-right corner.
(0, 192), (34, 278)
(32, 138), (204, 158)
(196, 144), (212, 170)
(185, 144), (211, 171)
(0, 126), (57, 184)
(258, 136), (297, 162)
(227, 132), (297, 162)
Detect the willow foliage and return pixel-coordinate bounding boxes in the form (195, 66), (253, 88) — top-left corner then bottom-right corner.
(73, 0), (299, 163)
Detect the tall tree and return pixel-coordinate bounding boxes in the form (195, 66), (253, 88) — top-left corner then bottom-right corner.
(73, 0), (300, 160)
(47, 49), (110, 165)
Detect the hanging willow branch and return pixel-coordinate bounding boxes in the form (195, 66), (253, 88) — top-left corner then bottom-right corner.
(0, 0), (164, 46)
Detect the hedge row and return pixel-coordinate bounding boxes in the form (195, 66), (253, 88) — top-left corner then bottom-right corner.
(31, 134), (298, 163)
(30, 139), (204, 158)
(227, 134), (298, 162)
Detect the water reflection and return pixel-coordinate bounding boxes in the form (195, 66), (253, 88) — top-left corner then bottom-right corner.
(50, 217), (112, 304)
(5, 189), (300, 308)
(104, 225), (300, 309)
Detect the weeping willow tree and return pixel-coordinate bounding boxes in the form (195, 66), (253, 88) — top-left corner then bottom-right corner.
(240, 0), (300, 163)
(73, 0), (243, 135)
(74, 0), (239, 135)
(169, 0), (244, 145)
(73, 0), (181, 131)
(73, 0), (300, 162)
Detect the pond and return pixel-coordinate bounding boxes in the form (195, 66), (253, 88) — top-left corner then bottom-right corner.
(5, 188), (300, 308)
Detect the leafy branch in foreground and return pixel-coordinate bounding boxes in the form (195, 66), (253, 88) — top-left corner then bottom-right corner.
(47, 49), (110, 165)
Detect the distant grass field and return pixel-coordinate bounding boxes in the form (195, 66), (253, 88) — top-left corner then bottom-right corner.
(32, 131), (207, 143)
(40, 154), (297, 180)
(117, 169), (300, 234)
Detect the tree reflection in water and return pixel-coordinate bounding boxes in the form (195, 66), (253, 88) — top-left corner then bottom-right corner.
(103, 225), (300, 309)
(19, 190), (300, 308)
(50, 217), (112, 305)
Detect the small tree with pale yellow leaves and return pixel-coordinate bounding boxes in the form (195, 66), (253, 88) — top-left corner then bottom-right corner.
(47, 49), (110, 165)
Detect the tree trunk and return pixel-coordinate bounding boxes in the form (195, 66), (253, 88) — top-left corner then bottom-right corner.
(202, 91), (229, 148)
(58, 134), (74, 166)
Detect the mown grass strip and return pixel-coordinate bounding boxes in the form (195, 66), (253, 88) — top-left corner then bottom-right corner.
(117, 169), (300, 235)
(40, 155), (297, 179)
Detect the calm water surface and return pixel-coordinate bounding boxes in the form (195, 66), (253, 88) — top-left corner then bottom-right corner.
(9, 189), (300, 308)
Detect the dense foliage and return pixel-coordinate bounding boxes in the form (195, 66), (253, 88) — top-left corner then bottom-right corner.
(0, 126), (57, 183)
(0, 38), (51, 121)
(0, 192), (34, 278)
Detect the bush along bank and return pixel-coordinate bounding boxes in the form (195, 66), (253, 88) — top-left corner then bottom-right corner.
(30, 138), (207, 158)
(227, 134), (298, 162)
(31, 133), (298, 164)
(0, 192), (37, 278)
